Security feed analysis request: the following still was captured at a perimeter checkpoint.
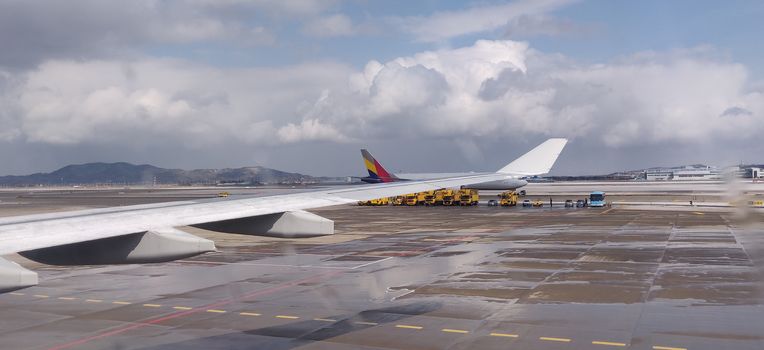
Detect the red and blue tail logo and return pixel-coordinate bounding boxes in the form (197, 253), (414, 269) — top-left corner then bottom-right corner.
(361, 149), (398, 183)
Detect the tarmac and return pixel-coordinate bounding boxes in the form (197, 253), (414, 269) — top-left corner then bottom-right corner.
(1, 184), (764, 349)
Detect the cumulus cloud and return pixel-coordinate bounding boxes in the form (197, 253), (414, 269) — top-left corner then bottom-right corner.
(1, 38), (764, 174)
(392, 0), (575, 43)
(293, 40), (764, 149)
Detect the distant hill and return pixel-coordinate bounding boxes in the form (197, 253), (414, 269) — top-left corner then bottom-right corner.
(0, 162), (340, 186)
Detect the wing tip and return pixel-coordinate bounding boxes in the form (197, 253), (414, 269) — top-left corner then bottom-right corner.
(497, 138), (568, 175)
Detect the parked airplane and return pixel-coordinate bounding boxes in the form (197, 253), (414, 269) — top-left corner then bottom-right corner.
(0, 138), (566, 292)
(360, 138), (567, 190)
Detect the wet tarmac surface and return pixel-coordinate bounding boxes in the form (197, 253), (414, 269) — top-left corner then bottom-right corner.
(2, 187), (764, 349)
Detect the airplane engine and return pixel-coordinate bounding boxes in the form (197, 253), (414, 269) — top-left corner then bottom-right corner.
(0, 257), (38, 292)
(192, 210), (334, 238)
(19, 228), (216, 266)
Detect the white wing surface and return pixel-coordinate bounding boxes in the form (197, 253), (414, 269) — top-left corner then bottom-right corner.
(497, 138), (568, 176)
(0, 172), (508, 256)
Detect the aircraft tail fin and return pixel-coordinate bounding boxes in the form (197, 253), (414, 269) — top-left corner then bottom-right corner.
(497, 138), (568, 176)
(361, 149), (398, 182)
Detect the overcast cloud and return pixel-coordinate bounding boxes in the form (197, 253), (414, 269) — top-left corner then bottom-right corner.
(0, 1), (763, 176)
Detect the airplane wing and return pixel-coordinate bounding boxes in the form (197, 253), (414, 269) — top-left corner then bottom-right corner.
(0, 138), (567, 291)
(0, 172), (511, 256)
(0, 171), (512, 291)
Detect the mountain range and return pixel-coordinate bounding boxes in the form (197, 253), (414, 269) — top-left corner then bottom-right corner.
(0, 162), (341, 186)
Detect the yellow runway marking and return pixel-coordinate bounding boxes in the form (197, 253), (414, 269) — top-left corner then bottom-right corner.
(395, 324), (423, 330)
(355, 321), (378, 326)
(490, 332), (519, 338)
(653, 346), (687, 350)
(173, 306), (193, 310)
(540, 337), (571, 342)
(33, 294), (49, 298)
(112, 301), (131, 305)
(593, 341), (627, 347)
(9, 292), (25, 296)
(85, 299), (103, 303)
(240, 312), (261, 316)
(441, 328), (468, 334)
(600, 208), (615, 215)
(58, 297), (78, 301)
(206, 309), (226, 313)
(313, 318), (336, 322)
(693, 212), (705, 215)
(276, 315), (299, 319)
(143, 304), (161, 308)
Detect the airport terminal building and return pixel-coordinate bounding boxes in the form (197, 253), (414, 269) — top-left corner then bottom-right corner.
(644, 165), (722, 181)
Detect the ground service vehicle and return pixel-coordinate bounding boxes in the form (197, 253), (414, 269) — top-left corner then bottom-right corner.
(369, 197), (389, 206)
(405, 193), (419, 206)
(357, 200), (370, 206)
(468, 190), (479, 205)
(589, 191), (606, 207)
(441, 189), (456, 206)
(576, 199), (586, 208)
(487, 199), (498, 206)
(456, 189), (479, 206)
(424, 191), (437, 205)
(392, 195), (405, 206)
(218, 192), (230, 197)
(532, 199), (543, 207)
(499, 191), (518, 206)
(565, 199), (574, 207)
(522, 199), (532, 207)
(455, 189), (467, 205)
(418, 191), (433, 204)
(433, 190), (445, 205)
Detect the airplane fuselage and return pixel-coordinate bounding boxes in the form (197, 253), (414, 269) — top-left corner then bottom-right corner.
(360, 173), (527, 190)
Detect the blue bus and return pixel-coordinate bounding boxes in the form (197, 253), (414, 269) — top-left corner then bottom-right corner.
(589, 191), (606, 207)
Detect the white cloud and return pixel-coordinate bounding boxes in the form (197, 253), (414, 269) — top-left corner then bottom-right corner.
(277, 119), (350, 143)
(9, 59), (352, 146)
(0, 1), (295, 68)
(392, 0), (575, 43)
(302, 14), (356, 38)
(2, 39), (763, 168)
(297, 40), (764, 148)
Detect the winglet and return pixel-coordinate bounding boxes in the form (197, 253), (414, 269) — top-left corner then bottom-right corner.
(497, 138), (568, 176)
(361, 149), (398, 181)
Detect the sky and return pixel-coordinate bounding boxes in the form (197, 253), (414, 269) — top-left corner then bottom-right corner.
(1, 0), (764, 176)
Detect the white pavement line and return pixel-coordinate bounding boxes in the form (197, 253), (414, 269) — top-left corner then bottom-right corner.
(351, 256), (393, 269)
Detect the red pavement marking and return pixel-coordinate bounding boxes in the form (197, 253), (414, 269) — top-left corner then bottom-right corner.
(47, 270), (342, 350)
